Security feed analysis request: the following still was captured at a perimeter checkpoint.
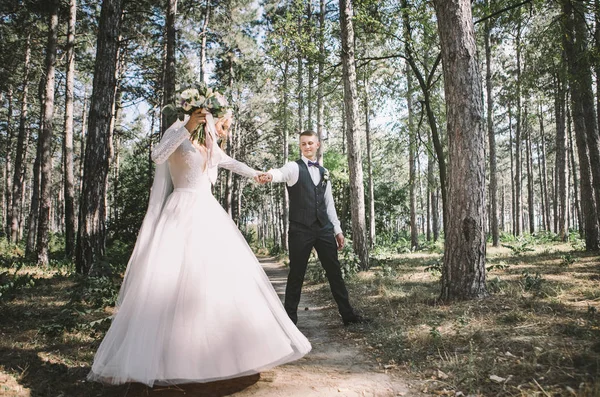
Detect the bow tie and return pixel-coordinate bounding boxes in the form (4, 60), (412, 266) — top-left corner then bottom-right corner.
(307, 160), (319, 167)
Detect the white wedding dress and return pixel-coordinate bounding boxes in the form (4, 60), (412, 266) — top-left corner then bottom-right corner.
(87, 118), (311, 387)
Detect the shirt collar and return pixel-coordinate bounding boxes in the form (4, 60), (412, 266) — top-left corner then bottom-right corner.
(301, 155), (318, 166)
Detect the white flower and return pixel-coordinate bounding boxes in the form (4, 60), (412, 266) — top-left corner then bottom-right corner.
(182, 101), (192, 111)
(181, 88), (199, 100)
(215, 93), (228, 107)
(190, 96), (206, 108)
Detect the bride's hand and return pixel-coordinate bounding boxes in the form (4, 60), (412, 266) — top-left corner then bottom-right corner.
(185, 109), (208, 134)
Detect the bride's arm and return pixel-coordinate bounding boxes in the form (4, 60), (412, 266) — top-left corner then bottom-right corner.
(151, 123), (190, 164)
(217, 149), (260, 179)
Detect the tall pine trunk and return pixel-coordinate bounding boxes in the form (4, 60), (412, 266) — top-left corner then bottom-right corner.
(434, 0), (487, 301)
(4, 88), (14, 238)
(11, 33), (31, 243)
(485, 9), (499, 246)
(76, 0), (123, 274)
(36, 0), (59, 266)
(515, 18), (523, 236)
(161, 0), (177, 134)
(338, 0), (369, 269)
(364, 72), (376, 248)
(63, 0), (77, 257)
(555, 71), (568, 240)
(562, 0), (600, 250)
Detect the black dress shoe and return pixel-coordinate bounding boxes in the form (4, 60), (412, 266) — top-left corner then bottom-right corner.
(343, 314), (372, 326)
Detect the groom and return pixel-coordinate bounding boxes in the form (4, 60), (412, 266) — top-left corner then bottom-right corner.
(258, 131), (368, 326)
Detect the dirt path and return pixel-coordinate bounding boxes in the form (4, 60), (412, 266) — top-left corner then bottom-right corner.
(226, 258), (411, 397)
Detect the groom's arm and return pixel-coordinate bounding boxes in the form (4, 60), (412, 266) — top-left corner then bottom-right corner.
(324, 181), (343, 236)
(266, 162), (299, 186)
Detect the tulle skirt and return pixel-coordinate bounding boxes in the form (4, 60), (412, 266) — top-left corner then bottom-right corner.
(87, 186), (311, 387)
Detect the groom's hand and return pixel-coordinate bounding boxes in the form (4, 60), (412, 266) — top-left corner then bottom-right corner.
(255, 172), (272, 184)
(335, 233), (345, 251)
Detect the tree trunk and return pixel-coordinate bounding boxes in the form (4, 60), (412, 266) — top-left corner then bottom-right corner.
(36, 1), (59, 266)
(509, 103), (515, 235)
(297, 6), (304, 134)
(515, 18), (523, 236)
(525, 110), (535, 234)
(161, 0), (178, 134)
(76, 0), (123, 274)
(571, 0), (600, 232)
(306, 2), (313, 130)
(25, 77), (45, 257)
(402, 1), (447, 236)
(364, 72), (376, 248)
(338, 0), (369, 269)
(568, 101), (583, 237)
(406, 58), (418, 250)
(63, 0), (77, 257)
(538, 105), (551, 232)
(11, 33), (31, 243)
(224, 55), (234, 216)
(199, 0), (210, 83)
(281, 58), (290, 251)
(555, 71), (568, 240)
(316, 0), (325, 163)
(485, 10), (499, 246)
(4, 87), (14, 238)
(434, 0), (487, 301)
(562, 0), (600, 250)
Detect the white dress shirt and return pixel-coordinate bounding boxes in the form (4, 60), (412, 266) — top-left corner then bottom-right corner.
(268, 156), (343, 235)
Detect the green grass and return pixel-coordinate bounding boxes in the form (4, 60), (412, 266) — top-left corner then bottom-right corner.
(308, 239), (600, 396)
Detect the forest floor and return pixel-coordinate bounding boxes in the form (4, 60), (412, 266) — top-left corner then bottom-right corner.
(0, 239), (599, 396)
(0, 253), (415, 397)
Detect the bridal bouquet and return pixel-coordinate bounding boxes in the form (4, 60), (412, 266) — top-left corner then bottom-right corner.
(162, 83), (231, 143)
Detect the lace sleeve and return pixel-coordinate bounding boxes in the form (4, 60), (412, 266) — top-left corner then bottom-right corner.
(151, 123), (190, 164)
(216, 145), (259, 179)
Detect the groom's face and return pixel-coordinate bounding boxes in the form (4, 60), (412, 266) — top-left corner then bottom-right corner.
(299, 135), (320, 160)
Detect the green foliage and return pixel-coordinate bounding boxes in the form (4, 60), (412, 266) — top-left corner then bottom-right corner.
(108, 137), (152, 246)
(521, 271), (544, 293)
(0, 264), (36, 301)
(560, 253), (577, 267)
(502, 239), (535, 256)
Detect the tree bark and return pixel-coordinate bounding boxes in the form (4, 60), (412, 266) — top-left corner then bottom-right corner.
(281, 58), (290, 251)
(76, 0), (123, 274)
(363, 72), (376, 248)
(63, 0), (77, 257)
(562, 0), (600, 250)
(525, 109), (535, 234)
(316, 0), (325, 164)
(434, 0), (487, 300)
(485, 9), (499, 246)
(514, 17), (523, 236)
(161, 0), (178, 134)
(199, 0), (211, 83)
(338, 0), (369, 269)
(25, 77), (45, 257)
(568, 101), (583, 237)
(36, 1), (59, 266)
(11, 33), (31, 243)
(538, 105), (551, 232)
(4, 87), (14, 238)
(403, 4), (418, 250)
(555, 81), (567, 236)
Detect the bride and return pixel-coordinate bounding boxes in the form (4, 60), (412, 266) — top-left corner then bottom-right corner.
(87, 109), (311, 387)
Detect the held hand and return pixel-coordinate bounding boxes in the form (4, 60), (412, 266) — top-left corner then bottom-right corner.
(185, 108), (208, 134)
(254, 172), (272, 184)
(335, 233), (345, 251)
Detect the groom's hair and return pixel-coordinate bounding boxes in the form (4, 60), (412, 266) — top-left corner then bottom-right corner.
(299, 130), (319, 141)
